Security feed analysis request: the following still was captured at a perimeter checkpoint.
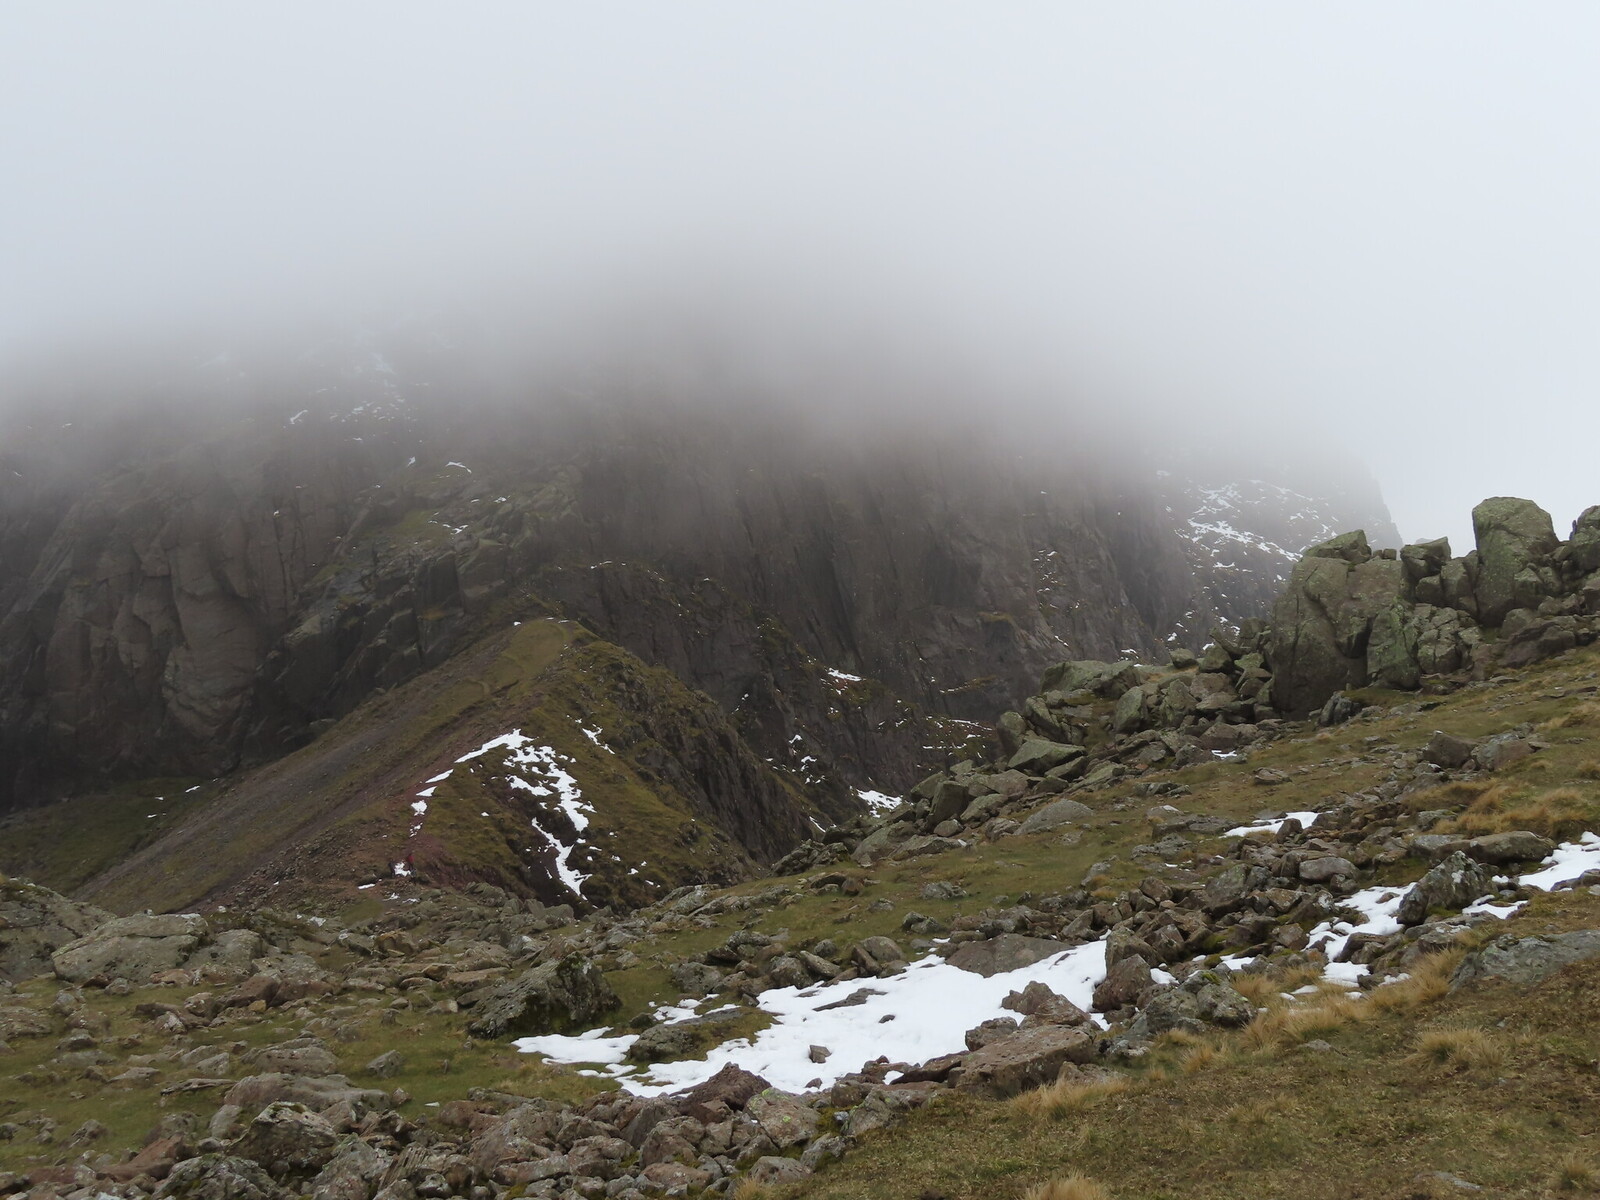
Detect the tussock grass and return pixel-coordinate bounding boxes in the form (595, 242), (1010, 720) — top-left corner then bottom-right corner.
(1012, 1073), (1131, 1119)
(1446, 783), (1600, 840)
(1229, 972), (1284, 1006)
(1021, 1175), (1110, 1200)
(1578, 759), (1600, 781)
(1242, 992), (1366, 1053)
(1553, 1150), (1600, 1192)
(731, 1182), (776, 1200)
(1179, 1041), (1228, 1073)
(1409, 1027), (1506, 1072)
(1544, 700), (1600, 730)
(1404, 779), (1499, 815)
(1367, 949), (1467, 1014)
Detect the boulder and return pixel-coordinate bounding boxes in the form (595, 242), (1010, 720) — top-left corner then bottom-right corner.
(306, 1140), (391, 1200)
(628, 1008), (750, 1063)
(1466, 831), (1555, 865)
(154, 1155), (293, 1200)
(1016, 798), (1093, 836)
(222, 1074), (392, 1113)
(1007, 739), (1085, 776)
(678, 1062), (770, 1120)
(1298, 856), (1358, 883)
(1500, 616), (1578, 668)
(1001, 980), (1089, 1027)
(0, 877), (112, 983)
(1424, 731), (1475, 770)
(956, 1025), (1096, 1096)
(463, 952), (619, 1038)
(745, 1089), (820, 1148)
(965, 1016), (1021, 1049)
(1092, 954), (1153, 1011)
(1267, 535), (1407, 715)
(1451, 930), (1600, 989)
(1472, 497), (1559, 625)
(1396, 851), (1491, 925)
(228, 1103), (338, 1179)
(946, 934), (1068, 978)
(1570, 505), (1600, 573)
(1039, 660), (1139, 699)
(1128, 971), (1255, 1037)
(50, 912), (211, 984)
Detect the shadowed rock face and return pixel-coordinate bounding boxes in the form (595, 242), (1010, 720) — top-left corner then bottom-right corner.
(0, 402), (1211, 812)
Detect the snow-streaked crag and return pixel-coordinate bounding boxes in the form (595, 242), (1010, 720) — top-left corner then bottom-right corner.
(1160, 466), (1403, 632)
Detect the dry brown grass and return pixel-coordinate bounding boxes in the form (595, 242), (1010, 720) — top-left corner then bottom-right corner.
(1242, 991), (1366, 1052)
(1553, 1150), (1600, 1192)
(1409, 1027), (1507, 1072)
(1022, 1175), (1111, 1200)
(1544, 700), (1600, 730)
(1367, 949), (1467, 1014)
(1178, 1041), (1227, 1073)
(1404, 779), (1498, 814)
(1012, 1072), (1131, 1119)
(1578, 759), (1600, 781)
(1229, 972), (1283, 1006)
(1447, 784), (1599, 840)
(731, 1182), (776, 1200)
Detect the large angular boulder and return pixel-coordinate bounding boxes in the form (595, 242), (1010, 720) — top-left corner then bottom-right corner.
(1016, 798), (1092, 836)
(51, 912), (210, 983)
(0, 876), (113, 983)
(1570, 506), (1600, 573)
(228, 1103), (339, 1179)
(955, 1024), (1096, 1096)
(1266, 532), (1409, 715)
(1039, 660), (1140, 700)
(463, 952), (619, 1038)
(154, 1154), (293, 1200)
(1396, 851), (1490, 925)
(1472, 497), (1559, 625)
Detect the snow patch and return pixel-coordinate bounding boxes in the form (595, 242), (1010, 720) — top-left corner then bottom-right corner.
(517, 938), (1110, 1095)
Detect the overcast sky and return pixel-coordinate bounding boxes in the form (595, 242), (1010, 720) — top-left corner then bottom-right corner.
(4, 3), (1599, 548)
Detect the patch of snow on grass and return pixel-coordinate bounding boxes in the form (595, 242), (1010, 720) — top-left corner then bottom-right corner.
(459, 730), (596, 896)
(1224, 811), (1319, 838)
(517, 939), (1109, 1095)
(826, 668), (864, 685)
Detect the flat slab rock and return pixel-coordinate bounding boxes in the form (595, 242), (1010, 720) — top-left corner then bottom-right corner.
(1452, 930), (1600, 989)
(954, 1024), (1096, 1096)
(946, 934), (1070, 978)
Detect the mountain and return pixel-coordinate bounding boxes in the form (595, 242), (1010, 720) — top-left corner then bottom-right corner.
(0, 496), (1596, 1199)
(0, 332), (1399, 909)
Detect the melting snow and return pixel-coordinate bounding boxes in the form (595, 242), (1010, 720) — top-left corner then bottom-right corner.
(1519, 832), (1600, 891)
(1223, 811), (1320, 838)
(826, 668), (864, 685)
(857, 789), (902, 815)
(517, 938), (1111, 1095)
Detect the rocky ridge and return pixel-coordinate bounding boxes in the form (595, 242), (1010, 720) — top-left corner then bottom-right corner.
(2, 498), (1600, 1198)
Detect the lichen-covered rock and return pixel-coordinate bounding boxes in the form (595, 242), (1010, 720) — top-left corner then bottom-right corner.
(228, 1102), (338, 1179)
(0, 877), (112, 983)
(1451, 930), (1600, 989)
(1127, 971), (1255, 1038)
(1396, 851), (1491, 925)
(1267, 534), (1408, 714)
(463, 952), (619, 1039)
(154, 1154), (293, 1200)
(51, 913), (210, 984)
(1472, 497), (1559, 625)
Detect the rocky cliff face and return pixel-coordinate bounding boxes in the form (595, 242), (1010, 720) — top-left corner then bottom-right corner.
(0, 338), (1405, 905)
